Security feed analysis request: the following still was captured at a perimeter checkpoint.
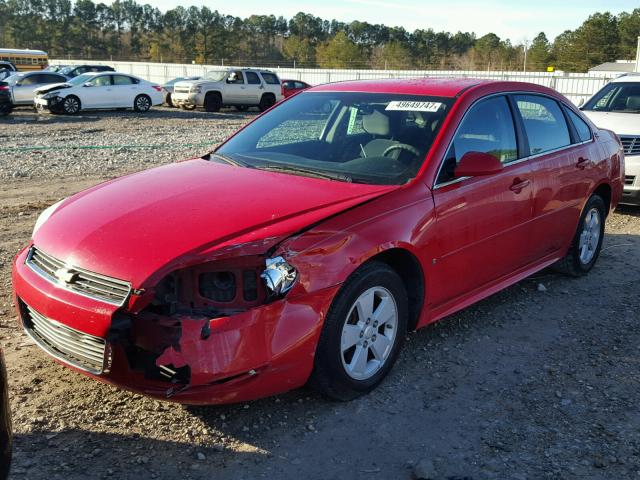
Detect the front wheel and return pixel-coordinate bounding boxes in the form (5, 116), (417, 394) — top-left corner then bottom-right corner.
(553, 194), (606, 276)
(204, 93), (221, 112)
(0, 103), (11, 116)
(134, 94), (152, 112)
(310, 261), (408, 401)
(62, 95), (81, 115)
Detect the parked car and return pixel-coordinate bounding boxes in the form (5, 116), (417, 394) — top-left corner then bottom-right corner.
(0, 69), (13, 82)
(281, 79), (311, 98)
(172, 68), (282, 112)
(581, 75), (640, 205)
(44, 64), (68, 73)
(0, 61), (16, 72)
(58, 64), (115, 79)
(2, 71), (67, 106)
(0, 348), (11, 480)
(0, 82), (12, 116)
(12, 79), (623, 405)
(34, 72), (163, 114)
(162, 76), (201, 107)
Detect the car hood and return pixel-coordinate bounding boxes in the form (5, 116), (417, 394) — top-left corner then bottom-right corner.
(34, 83), (71, 95)
(33, 159), (397, 287)
(582, 110), (640, 136)
(174, 79), (221, 89)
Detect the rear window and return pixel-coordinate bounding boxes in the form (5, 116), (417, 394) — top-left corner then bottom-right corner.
(245, 72), (261, 85)
(514, 95), (570, 155)
(564, 107), (592, 143)
(260, 72), (279, 85)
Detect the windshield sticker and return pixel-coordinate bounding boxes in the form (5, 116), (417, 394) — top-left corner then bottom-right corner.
(385, 101), (443, 112)
(347, 107), (358, 134)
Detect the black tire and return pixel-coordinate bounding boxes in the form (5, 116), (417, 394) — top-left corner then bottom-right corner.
(166, 93), (174, 107)
(204, 92), (221, 112)
(309, 261), (408, 401)
(0, 103), (11, 116)
(235, 105), (248, 112)
(134, 94), (152, 112)
(258, 93), (276, 112)
(62, 95), (81, 115)
(553, 194), (606, 277)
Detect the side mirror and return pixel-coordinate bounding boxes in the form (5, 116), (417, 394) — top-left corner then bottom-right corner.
(83, 82), (93, 87)
(454, 151), (504, 177)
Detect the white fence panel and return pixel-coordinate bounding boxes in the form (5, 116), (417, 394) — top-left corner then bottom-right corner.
(52, 59), (620, 104)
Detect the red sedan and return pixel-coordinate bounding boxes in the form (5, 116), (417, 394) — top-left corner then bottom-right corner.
(281, 79), (311, 98)
(12, 79), (624, 404)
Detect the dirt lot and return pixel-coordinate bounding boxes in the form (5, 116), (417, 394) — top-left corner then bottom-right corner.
(1, 107), (640, 480)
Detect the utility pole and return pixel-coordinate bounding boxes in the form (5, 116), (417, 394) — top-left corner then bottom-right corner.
(635, 36), (640, 73)
(523, 40), (528, 73)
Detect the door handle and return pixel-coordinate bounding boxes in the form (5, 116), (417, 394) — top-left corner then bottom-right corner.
(509, 178), (530, 193)
(576, 157), (590, 169)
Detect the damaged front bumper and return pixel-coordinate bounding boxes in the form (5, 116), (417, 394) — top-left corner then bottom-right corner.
(12, 246), (339, 404)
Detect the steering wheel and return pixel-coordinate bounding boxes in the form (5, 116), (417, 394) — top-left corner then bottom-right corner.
(382, 143), (420, 157)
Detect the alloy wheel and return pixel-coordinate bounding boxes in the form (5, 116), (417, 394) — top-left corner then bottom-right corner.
(64, 97), (79, 114)
(578, 207), (601, 264)
(340, 286), (398, 381)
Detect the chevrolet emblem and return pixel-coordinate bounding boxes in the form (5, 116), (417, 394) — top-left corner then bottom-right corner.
(54, 267), (78, 284)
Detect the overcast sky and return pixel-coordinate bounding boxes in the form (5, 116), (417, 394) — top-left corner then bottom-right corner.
(135, 0), (637, 43)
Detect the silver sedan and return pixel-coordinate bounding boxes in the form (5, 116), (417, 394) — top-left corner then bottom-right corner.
(4, 71), (67, 105)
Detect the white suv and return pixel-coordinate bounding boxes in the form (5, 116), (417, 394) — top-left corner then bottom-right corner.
(172, 68), (283, 112)
(581, 75), (640, 205)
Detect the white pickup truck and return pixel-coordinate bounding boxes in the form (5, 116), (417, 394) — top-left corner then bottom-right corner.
(171, 68), (283, 112)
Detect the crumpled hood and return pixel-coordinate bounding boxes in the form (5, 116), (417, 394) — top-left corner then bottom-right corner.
(34, 83), (71, 95)
(583, 111), (640, 136)
(33, 160), (396, 287)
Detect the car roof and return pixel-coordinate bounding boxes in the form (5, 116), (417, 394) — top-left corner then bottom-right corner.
(310, 77), (495, 97)
(610, 74), (640, 83)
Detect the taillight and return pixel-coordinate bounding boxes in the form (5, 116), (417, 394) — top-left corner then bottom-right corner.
(152, 85), (162, 92)
(0, 85), (9, 91)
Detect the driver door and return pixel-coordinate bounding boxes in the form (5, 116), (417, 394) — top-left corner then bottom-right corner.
(80, 74), (112, 108)
(224, 70), (247, 103)
(428, 95), (535, 307)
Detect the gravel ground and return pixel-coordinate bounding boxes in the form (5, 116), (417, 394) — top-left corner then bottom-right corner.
(2, 106), (640, 480)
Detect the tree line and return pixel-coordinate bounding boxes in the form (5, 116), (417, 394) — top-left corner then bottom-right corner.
(0, 0), (639, 72)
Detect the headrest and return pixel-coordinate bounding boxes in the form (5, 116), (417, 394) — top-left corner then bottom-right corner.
(362, 110), (390, 136)
(626, 95), (640, 111)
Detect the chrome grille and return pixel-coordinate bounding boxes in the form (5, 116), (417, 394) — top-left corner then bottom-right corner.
(620, 136), (640, 156)
(625, 175), (636, 186)
(22, 302), (106, 374)
(26, 247), (131, 306)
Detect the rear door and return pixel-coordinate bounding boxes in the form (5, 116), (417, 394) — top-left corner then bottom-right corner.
(512, 95), (594, 259)
(111, 74), (139, 107)
(430, 95), (534, 306)
(243, 71), (262, 104)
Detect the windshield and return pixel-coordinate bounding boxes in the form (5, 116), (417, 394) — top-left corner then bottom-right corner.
(204, 70), (226, 81)
(66, 74), (93, 86)
(215, 92), (453, 185)
(583, 82), (640, 113)
(59, 66), (74, 75)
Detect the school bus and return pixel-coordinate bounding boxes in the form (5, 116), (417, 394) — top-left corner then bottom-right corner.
(0, 49), (48, 71)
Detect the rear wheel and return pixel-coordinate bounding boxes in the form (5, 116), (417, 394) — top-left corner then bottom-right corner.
(553, 194), (606, 276)
(62, 96), (81, 115)
(0, 103), (11, 116)
(165, 93), (174, 107)
(310, 261), (408, 401)
(204, 93), (221, 112)
(134, 94), (152, 112)
(258, 93), (276, 112)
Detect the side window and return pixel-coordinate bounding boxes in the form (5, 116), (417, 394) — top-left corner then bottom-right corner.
(227, 71), (245, 84)
(75, 67), (87, 74)
(112, 75), (134, 85)
(564, 107), (592, 143)
(295, 82), (307, 89)
(514, 95), (570, 155)
(245, 71), (261, 85)
(43, 74), (64, 83)
(91, 75), (111, 87)
(437, 96), (517, 184)
(260, 72), (280, 85)
(19, 75), (39, 85)
(283, 81), (294, 89)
